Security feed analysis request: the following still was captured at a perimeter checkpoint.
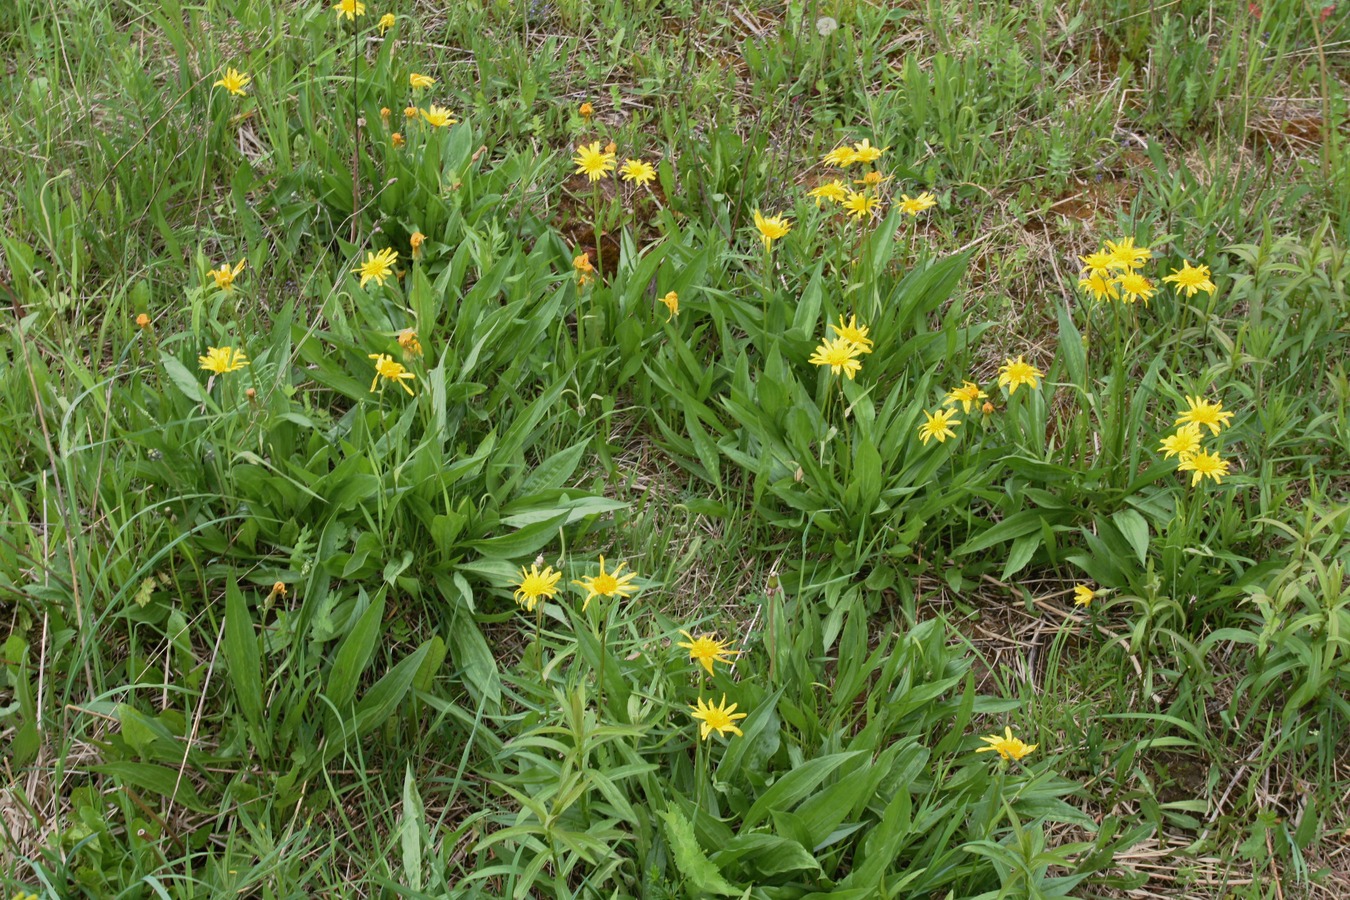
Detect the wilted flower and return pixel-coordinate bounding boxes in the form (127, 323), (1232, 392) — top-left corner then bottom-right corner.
(409, 72), (435, 89)
(378, 12), (395, 33)
(659, 291), (679, 319)
(821, 145), (858, 167)
(573, 251), (595, 285)
(397, 328), (422, 357)
(135, 313), (152, 330)
(578, 101), (595, 119)
(368, 353), (415, 396)
(403, 105), (418, 118)
(210, 258), (246, 291)
(1073, 584), (1095, 607)
(379, 106), (391, 122)
(944, 380), (988, 414)
(391, 132), (405, 148)
(409, 231), (426, 258)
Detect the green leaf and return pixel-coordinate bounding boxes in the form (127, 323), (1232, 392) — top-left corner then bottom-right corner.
(224, 579), (264, 737)
(160, 353), (210, 405)
(326, 590), (387, 711)
(742, 751), (864, 829)
(1111, 508), (1150, 567)
(660, 807), (740, 897)
(401, 763), (425, 891)
(90, 761), (210, 813)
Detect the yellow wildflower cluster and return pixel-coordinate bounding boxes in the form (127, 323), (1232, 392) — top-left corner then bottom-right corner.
(811, 138), (896, 223)
(916, 357), (1044, 446)
(1076, 238), (1156, 305)
(808, 314), (873, 380)
(571, 141), (658, 187)
(1159, 394), (1236, 486)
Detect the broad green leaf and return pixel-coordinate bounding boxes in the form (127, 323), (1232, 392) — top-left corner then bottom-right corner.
(660, 807), (740, 897)
(224, 579), (264, 736)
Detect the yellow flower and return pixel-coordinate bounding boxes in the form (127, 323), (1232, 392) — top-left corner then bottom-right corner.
(1073, 584), (1095, 608)
(421, 104), (456, 127)
(944, 380), (988, 414)
(1104, 237), (1151, 271)
(689, 694), (747, 740)
(677, 630), (738, 676)
(368, 353), (415, 395)
(918, 408), (960, 445)
(135, 313), (152, 330)
(1163, 260), (1216, 297)
(210, 258), (247, 291)
(397, 328), (422, 357)
(808, 336), (863, 380)
(269, 581), (288, 600)
(976, 726), (1038, 761)
(391, 132), (405, 148)
(821, 145), (858, 167)
(1078, 272), (1119, 303)
(1175, 395), (1234, 436)
(409, 72), (436, 89)
(851, 138), (886, 163)
(842, 190), (880, 221)
(378, 12), (396, 33)
(410, 231), (426, 258)
(213, 68), (250, 96)
(620, 158), (657, 185)
(573, 251), (595, 285)
(997, 356), (1043, 394)
(332, 0), (365, 19)
(514, 564), (562, 612)
(198, 346), (249, 374)
(571, 555), (639, 611)
(355, 247), (399, 288)
(659, 291), (679, 319)
(854, 170), (886, 187)
(1158, 423), (1202, 460)
(753, 210), (792, 249)
(809, 180), (849, 205)
(572, 141), (617, 181)
(403, 105), (418, 118)
(828, 314), (873, 353)
(1115, 271), (1156, 305)
(897, 192), (937, 216)
(578, 101), (595, 119)
(1078, 249), (1114, 280)
(1176, 448), (1231, 486)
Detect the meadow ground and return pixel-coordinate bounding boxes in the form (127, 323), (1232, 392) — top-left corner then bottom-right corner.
(2, 0), (1350, 897)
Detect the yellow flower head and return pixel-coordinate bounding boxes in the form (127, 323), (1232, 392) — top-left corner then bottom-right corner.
(514, 564), (562, 612)
(1158, 423), (1202, 460)
(821, 145), (858, 167)
(198, 346), (249, 374)
(210, 258), (247, 291)
(355, 247), (399, 288)
(808, 336), (863, 380)
(1175, 395), (1234, 436)
(579, 101), (595, 119)
(378, 12), (396, 33)
(1115, 271), (1156, 306)
(213, 68), (251, 97)
(855, 170), (886, 187)
(571, 555), (639, 611)
(753, 210), (792, 249)
(1163, 260), (1216, 297)
(677, 630), (738, 676)
(1104, 237), (1151, 271)
(828, 314), (873, 353)
(1078, 272), (1119, 303)
(897, 192), (937, 216)
(689, 694), (747, 740)
(851, 138), (887, 163)
(1073, 584), (1095, 608)
(842, 190), (880, 221)
(1176, 448), (1231, 486)
(620, 158), (657, 185)
(573, 251), (595, 286)
(391, 132), (405, 148)
(659, 291), (679, 320)
(918, 408), (961, 445)
(409, 231), (426, 258)
(397, 328), (422, 357)
(809, 180), (849, 205)
(944, 380), (988, 414)
(368, 353), (415, 396)
(998, 355), (1043, 394)
(403, 105), (418, 118)
(422, 104), (456, 127)
(409, 72), (435, 89)
(976, 726), (1038, 761)
(332, 0), (365, 19)
(269, 581), (288, 599)
(1078, 249), (1114, 280)
(572, 141), (617, 181)
(135, 313), (152, 329)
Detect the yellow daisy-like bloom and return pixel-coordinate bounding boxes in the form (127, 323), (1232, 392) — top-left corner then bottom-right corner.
(1078, 272), (1119, 303)
(842, 190), (880, 221)
(213, 68), (250, 96)
(677, 630), (738, 676)
(391, 132), (405, 148)
(689, 694), (747, 740)
(1078, 249), (1114, 279)
(828, 314), (873, 353)
(1163, 260), (1216, 297)
(1175, 395), (1234, 436)
(578, 101), (595, 119)
(809, 180), (849, 205)
(422, 104), (456, 127)
(854, 170), (886, 187)
(1158, 423), (1202, 460)
(1115, 271), (1156, 305)
(1104, 237), (1150, 271)
(409, 72), (435, 89)
(976, 726), (1038, 761)
(198, 346), (249, 374)
(368, 353), (416, 396)
(1073, 584), (1095, 608)
(378, 12), (396, 33)
(897, 192), (937, 216)
(998, 356), (1043, 394)
(355, 247), (399, 288)
(752, 210), (792, 249)
(514, 564), (562, 612)
(332, 0), (365, 19)
(659, 291), (679, 319)
(210, 258), (246, 291)
(572, 555), (639, 611)
(808, 336), (863, 380)
(409, 231), (426, 258)
(821, 145), (858, 167)
(620, 158), (657, 185)
(572, 141), (617, 182)
(397, 328), (422, 357)
(1176, 448), (1231, 486)
(944, 380), (988, 414)
(918, 408), (960, 445)
(851, 138), (886, 163)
